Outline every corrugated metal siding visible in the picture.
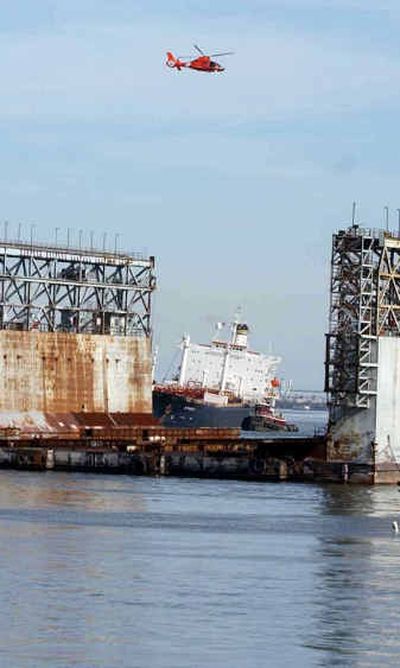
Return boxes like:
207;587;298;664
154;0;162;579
0;330;152;413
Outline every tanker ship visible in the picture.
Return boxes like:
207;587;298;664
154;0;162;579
153;319;292;430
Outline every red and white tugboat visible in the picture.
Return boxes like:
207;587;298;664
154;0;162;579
241;402;298;432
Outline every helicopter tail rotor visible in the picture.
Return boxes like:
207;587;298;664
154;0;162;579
166;52;184;70
166;51;177;67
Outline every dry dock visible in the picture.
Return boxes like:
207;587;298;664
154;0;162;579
0;420;367;483
0;235;334;482
0;228;398;484
325;222;400;483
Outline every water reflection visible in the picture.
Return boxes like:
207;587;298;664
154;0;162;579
0;470;146;513
0;472;400;667
0;471;153;668
321;484;376;516
306;485;400;667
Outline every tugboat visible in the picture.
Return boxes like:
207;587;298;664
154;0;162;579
241;403;298;432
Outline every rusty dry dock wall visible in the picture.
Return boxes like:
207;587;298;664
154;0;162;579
0;330;152;413
0;436;374;483
0;447;371;483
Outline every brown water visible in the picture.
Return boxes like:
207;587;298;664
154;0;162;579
0;470;399;667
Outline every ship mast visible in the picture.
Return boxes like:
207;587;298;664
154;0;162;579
220;318;237;392
220;343;230;392
220;317;249;395
178;334;190;386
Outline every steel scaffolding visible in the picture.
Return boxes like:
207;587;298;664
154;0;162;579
325;226;381;408
377;237;400;336
0;241;156;336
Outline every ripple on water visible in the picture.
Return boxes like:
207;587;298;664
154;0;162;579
0;471;399;668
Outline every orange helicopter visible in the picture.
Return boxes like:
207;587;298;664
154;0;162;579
166;44;233;73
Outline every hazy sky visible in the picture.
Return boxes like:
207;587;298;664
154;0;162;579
1;0;400;389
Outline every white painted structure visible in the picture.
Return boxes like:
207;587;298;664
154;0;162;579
176;321;281;404
375;337;400;467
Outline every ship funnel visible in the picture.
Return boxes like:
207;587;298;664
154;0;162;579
234;323;249;348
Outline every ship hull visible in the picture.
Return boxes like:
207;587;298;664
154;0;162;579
153;391;250;428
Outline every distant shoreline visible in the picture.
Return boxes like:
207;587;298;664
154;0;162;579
276;400;327;411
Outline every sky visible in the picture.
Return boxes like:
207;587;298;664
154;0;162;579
1;0;400;389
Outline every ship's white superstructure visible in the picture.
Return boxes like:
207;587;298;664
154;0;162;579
176;321;281;405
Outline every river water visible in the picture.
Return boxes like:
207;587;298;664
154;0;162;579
1;467;400;667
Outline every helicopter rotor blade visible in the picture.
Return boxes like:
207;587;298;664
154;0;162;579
194;44;205;55
209;52;234;57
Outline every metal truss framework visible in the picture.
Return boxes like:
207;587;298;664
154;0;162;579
0;242;156;336
377;237;400;336
325;227;381;408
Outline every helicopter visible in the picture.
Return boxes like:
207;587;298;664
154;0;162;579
166;44;233;73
